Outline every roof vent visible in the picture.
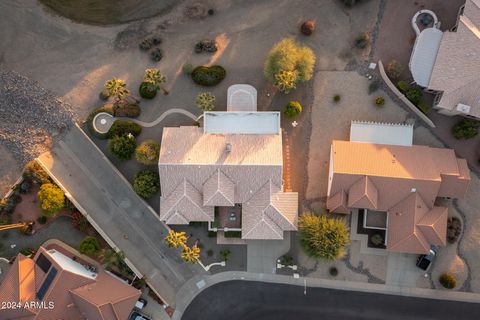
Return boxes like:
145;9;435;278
226;143;232;153
411;188;416;193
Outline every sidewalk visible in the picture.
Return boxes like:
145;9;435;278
172;271;480;319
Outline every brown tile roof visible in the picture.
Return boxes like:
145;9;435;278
328;140;469;253
203;169;235;206
0;246;140;320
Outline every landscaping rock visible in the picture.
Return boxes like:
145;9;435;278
0;69;75;166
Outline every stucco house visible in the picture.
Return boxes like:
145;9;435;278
158;111;298;240
409;0;480;119
326;121;470;254
0;243;140;320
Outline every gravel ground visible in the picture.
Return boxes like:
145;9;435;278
0;69;76;166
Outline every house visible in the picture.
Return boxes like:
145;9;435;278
0;243;141;320
158;111;298;240
326;121;470;254
409;0;480;119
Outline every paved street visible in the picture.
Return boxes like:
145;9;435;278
38;125;206;306
182;280;480;320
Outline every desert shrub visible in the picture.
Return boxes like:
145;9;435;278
139;68;167;99
71;211;88;232
439;273;456;289
191;65;226;86
109;135;137;160
194;39;218;53
135;140;160;165
79;236;100;256
280;255;294;266
133;170;160;199
220;249;231;262
405;87;422;105
37;215;47;224
299;212;349;260
370;233;384;246
139;38;153;50
375;96;385;107
355;32;370;49
151;36;162;45
150;48;163;62
329;266;338;276
417;101;430;114
301;20;316;35
196;92;216;111
333;94;341;103
386;59;402;80
37;183;65;217
183;63;193;75
139;82;157;99
368;81;379;94
23;160;51;184
113;100;141;118
283;101;303;118
447;217;462;244
397;80;410;93
264;38;316;93
107;120;142;138
452;119;479;139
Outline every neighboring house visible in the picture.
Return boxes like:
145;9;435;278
326;121;470;254
409;0;480;119
0;243;141;320
158;111;298;240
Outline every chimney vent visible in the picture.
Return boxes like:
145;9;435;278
226;143;232;153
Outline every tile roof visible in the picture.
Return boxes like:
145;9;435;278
326;190;350;214
203;169;235;206
347;176;378;209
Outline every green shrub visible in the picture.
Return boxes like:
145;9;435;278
355;32;370;49
37;216;47;224
417;101;430;114
86;106;114;139
191;65;226;86
139;81;157;99
264;38;316;93
375;96;385;107
220;249;231;262
405;87;422;105
79;236;100;256
109;135;137;160
283;101;303;118
224;231;242;238
196;92;216;111
368;81;379;94
150;48;163;62
452;119;479;139
329;266;338;276
20;248;35;256
397;80;410;93
133;170;160;199
439;273;456;289
386;59;402;80
299;212;349;260
135;140;160;165
107;120;142;138
280;255;294;266
208;231;217;238
38;183;65;217
333;95;341;103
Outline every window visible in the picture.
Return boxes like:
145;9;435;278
36;267;57;300
35;254;52;274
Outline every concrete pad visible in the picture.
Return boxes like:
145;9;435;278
247;232;290;274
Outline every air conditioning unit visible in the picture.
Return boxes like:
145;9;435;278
456;103;471;114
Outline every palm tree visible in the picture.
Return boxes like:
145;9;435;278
143;68;168;95
164;230;188;248
104;77;130;101
181;243;200;263
196;92;215;111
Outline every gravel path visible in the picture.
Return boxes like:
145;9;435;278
0;69;76;166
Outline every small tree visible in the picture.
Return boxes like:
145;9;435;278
165;230;188;248
104;78;130;101
283;101;303;118
133;170;160;199
109;134;136;160
181;243;201;263
79;236;100;256
196;92;216;111
37;183;65;217
264;38;316;94
299;212;349;260
386;60;402;80
135;140;160;165
141;68;168;97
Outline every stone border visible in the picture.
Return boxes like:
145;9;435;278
377;60;436;128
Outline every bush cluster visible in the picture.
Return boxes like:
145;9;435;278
452;119;479;139
113;100;141;117
191;65;226;86
108;120;142;138
283;101;303;118
139;82;157;99
194;39;218;53
447;217;462;244
133;170;160;199
109;135;137;160
355;32;370;49
386;60;402;80
79;236;100;256
135;140;160;165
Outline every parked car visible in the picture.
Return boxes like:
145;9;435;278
135;298;147;310
416;246;438;271
129;311;151;320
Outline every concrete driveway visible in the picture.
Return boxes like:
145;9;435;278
386;252;425;287
247;232;290;274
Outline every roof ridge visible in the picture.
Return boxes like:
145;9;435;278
351;120;413;128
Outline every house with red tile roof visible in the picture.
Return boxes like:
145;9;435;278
326;122;470;254
0;243;141;320
158;111;298;240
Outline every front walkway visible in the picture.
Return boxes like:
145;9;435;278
38;124;206;306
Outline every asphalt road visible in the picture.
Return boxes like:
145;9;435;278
182;280;480;320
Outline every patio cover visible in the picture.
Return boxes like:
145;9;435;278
350;121;413;146
204;111;280;135
409;27;443;87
